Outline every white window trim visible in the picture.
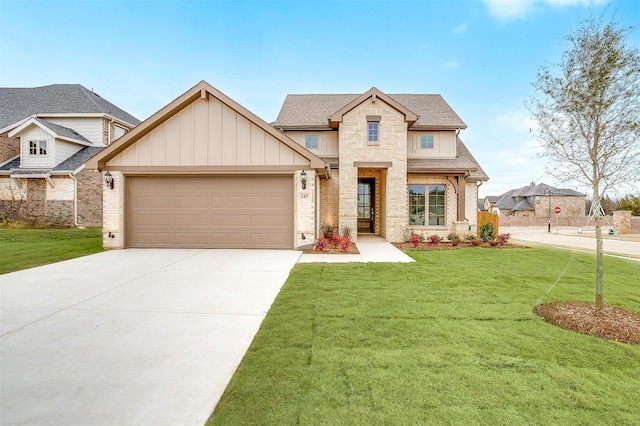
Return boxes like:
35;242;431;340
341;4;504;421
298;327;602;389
28;140;49;157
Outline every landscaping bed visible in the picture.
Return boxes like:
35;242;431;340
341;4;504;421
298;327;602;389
392;241;529;251
534;301;640;345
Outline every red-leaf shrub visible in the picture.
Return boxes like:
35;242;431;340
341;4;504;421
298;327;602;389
410;233;421;248
427;234;441;246
331;233;342;248
497;233;511;245
340;235;351;252
316;237;329;251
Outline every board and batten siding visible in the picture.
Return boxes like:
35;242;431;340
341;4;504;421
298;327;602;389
284;131;339;157
45;117;105;145
108;98;309;167
407;130;457;158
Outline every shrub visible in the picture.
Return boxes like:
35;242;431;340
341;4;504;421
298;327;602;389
451;237;462;247
464;233;476;241
479;223;496;242
427;234;441;246
340;225;352;238
470;239;482;246
447;233;459;242
321;223;335;239
340;235;351;252
331;233;342;249
497;233;511;245
316;237;329;251
410;233;421;248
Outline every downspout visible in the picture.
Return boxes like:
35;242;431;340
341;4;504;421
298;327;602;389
69;172;78;227
107;117;115;145
315;172;320;238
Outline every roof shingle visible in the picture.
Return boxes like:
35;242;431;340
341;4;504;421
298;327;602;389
0;84;140;129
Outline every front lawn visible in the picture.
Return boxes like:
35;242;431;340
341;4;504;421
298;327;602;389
209;247;640;425
0;227;103;274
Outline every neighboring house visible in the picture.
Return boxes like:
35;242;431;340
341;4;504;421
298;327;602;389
0;84;140;225
272;87;488;242
484;182;586;217
88;81;488;250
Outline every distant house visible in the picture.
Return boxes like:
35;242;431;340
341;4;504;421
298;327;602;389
0;84;140;225
484;182;586;217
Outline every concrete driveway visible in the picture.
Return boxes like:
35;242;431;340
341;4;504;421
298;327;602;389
1;249;301;426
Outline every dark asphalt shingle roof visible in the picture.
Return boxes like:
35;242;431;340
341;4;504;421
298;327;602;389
491;183;586;211
0;84;141;129
272;93;466;128
407;139;488;180
34;118;91;144
0;146;103;173
53;146;104;171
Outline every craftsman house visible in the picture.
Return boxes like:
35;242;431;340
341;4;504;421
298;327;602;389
88;81;487;249
272;87;488;242
0;84;140;225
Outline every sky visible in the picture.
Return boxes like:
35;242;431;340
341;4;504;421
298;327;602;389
1;0;638;198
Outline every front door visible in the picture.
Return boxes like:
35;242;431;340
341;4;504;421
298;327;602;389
357;178;375;233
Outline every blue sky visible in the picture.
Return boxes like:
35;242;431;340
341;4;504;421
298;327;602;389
1;0;638;197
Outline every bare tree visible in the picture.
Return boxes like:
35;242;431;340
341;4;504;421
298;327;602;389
527;14;640;310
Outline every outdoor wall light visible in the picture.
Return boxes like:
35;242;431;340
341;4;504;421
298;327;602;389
300;170;307;190
104;171;114;190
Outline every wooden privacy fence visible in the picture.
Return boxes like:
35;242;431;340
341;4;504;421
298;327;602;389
477;212;499;238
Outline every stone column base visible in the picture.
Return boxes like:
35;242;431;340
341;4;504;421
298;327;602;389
451;221;471;237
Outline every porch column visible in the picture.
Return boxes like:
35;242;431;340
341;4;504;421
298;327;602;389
457;175;466;221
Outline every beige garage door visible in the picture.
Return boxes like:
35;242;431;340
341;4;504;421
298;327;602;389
126;176;294;249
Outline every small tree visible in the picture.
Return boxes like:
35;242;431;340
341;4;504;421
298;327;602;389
618;194;640;215
527;14;640;310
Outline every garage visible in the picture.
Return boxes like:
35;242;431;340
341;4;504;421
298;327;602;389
126;175;294;249
87;81;325;250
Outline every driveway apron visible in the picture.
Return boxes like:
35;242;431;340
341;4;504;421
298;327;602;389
1;249;300;426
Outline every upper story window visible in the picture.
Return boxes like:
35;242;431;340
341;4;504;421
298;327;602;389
305;135;319;149
420;135;434;149
114;125;127;140
29;140;47;156
368;122;379;144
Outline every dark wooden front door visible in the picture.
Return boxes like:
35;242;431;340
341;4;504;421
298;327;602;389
357;178;375;233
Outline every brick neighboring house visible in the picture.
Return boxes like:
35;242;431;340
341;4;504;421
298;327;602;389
484;182;586;217
273;87;489;241
0;84;140;226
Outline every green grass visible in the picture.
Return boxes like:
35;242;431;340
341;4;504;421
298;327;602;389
209;247;640;425
0;227;103;274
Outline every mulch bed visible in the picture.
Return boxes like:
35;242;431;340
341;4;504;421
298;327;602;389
302;244;360;254
392;241;530;251
534;301;640;345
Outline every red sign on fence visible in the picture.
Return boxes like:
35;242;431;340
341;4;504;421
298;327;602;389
554;206;561;214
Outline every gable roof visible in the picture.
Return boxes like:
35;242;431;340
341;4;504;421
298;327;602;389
491;182;585;211
328;87;418;128
9;118;92;146
0;146;103;174
0;84;140;130
86;80;325;171
272;90;466;130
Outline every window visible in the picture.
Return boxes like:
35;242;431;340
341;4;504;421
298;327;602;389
305;135;319;149
408;184;445;225
114;125;127;140
420;135;434;149
368;122;379;144
29;140;47;156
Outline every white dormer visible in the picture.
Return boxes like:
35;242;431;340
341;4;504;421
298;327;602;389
8;118;92;169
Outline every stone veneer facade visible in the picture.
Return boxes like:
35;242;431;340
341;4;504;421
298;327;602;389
338;98;408;242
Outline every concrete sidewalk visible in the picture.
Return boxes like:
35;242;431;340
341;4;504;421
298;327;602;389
298;235;414;263
504;226;640;260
